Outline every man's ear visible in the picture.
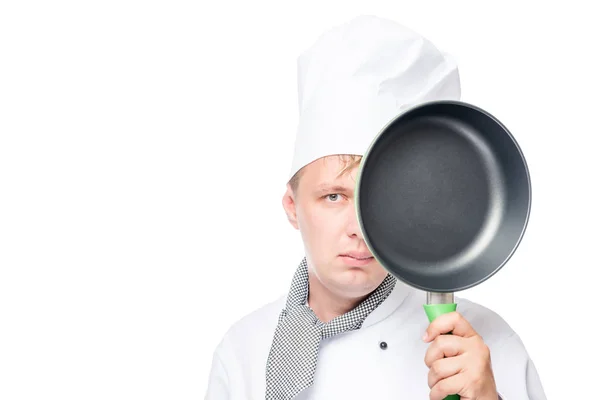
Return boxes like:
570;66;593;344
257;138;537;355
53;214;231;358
282;183;299;230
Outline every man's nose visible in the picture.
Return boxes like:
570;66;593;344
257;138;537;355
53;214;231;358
346;203;364;239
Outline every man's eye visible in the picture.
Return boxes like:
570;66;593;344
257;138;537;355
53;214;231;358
327;194;341;202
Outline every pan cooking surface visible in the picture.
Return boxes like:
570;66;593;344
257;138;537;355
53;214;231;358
357;103;530;292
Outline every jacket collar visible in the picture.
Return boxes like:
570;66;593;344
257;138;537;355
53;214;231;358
360;278;415;329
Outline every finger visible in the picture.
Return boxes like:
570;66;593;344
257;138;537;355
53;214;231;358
427;355;465;389
424;334;466;367
429;372;466;400
424;312;477;342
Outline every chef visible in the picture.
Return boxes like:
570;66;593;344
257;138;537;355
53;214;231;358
204;15;546;400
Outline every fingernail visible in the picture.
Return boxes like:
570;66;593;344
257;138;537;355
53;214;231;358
422;332;428;341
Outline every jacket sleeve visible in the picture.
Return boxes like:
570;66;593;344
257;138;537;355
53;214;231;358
204;345;230;400
492;332;547;400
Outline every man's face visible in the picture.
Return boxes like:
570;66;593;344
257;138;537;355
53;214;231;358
282;155;388;298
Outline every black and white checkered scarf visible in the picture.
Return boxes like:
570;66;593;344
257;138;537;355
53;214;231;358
265;257;396;399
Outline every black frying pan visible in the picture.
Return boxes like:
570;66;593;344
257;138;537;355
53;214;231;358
355;100;531;399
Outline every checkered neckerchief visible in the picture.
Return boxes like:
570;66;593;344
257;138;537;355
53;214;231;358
265;257;396;399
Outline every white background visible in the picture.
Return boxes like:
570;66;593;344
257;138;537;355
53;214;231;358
1;1;598;399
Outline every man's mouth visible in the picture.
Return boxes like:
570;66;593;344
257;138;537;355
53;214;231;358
340;251;374;260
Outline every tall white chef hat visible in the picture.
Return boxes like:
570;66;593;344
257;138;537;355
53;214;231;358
288;15;462;182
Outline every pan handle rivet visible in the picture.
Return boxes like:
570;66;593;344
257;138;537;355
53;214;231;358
379;341;388;350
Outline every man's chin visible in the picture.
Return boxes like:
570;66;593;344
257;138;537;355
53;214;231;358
331;265;385;293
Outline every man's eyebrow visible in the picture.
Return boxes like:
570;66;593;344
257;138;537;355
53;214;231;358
314;184;353;194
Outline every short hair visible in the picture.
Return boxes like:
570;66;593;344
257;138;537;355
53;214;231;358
288;154;362;194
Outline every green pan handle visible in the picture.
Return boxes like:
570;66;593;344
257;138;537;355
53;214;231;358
423;303;460;400
424;303;457;321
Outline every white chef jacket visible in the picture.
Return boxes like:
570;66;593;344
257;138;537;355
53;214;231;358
204;280;546;399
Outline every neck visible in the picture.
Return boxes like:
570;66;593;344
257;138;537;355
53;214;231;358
306;271;369;323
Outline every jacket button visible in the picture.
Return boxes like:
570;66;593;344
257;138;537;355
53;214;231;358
379;341;388;350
